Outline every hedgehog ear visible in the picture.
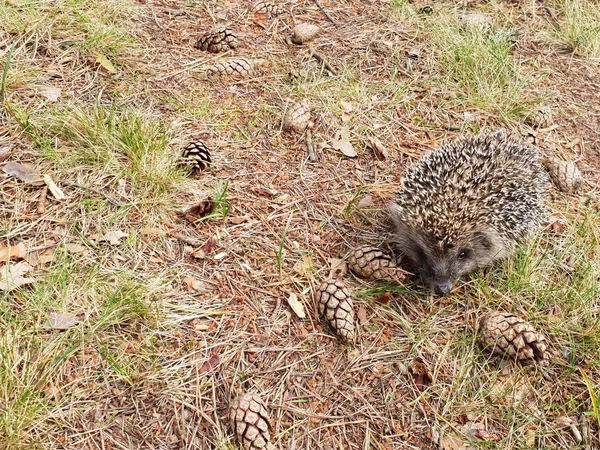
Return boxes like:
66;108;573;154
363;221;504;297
473;232;491;249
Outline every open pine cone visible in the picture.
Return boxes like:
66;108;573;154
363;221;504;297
180;141;211;173
253;1;283;17
229;393;273;450
542;157;583;194
347;245;406;282
478;311;547;363
206;59;254;78
316;279;355;342
195;27;239;53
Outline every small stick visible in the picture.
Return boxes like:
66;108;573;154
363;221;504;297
312;0;337;25
305;128;318;162
308;47;338;75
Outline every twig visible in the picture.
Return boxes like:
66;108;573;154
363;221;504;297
305;128;318;162
308;47;338;75
312;0;337;25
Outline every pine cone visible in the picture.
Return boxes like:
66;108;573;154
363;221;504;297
525;107;552;129
229;393;273;450
290;23;320;44
542;157;583;194
180;141;211;173
478;312;547;363
206;59;254;78
282;100;311;133
316;279;355;342
195;27;239;53
253;1;282;17
347;245;406;282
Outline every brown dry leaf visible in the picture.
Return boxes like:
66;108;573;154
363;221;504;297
43;311;85;330
3;161;44;185
140;227;167;237
374;292;392;304
0;243;27;262
26;247;56;267
40;86;61;102
64;243;88;254
0;261;36;291
328;257;347;279
183;275;206;292
331;126;357;158
181;200;215;222
357;195;375;208
191;235;218;259
286;292;306;319
251;12;269;28
0;145;10;162
409;357;433;389
441;434;469;450
100;230;128;246
357;306;368;325
367;137;390;161
200;354;220;373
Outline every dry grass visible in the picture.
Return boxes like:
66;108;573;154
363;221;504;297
1;0;600;449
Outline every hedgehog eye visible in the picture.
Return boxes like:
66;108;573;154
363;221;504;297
458;248;471;259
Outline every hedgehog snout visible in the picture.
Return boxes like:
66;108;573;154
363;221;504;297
433;281;454;296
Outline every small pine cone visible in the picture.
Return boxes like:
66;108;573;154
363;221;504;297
206;59;254;78
253;1;282;17
282;100;311;133
195;27;239;53
290;23;320;44
316;279;355;342
542;157;583;193
478;312;547;363
525;107;552;129
229;393;273;450
180;141;211;173
347;246;405;282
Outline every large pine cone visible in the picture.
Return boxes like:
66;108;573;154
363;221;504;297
316;279;355;342
347;245;406;282
195;27;239;53
180;141;211;173
478;312;547;363
206;58;254;78
282;100;311;133
253;1;283;17
542;157;583;194
229;393;273;450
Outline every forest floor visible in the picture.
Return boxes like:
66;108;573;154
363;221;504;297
1;0;600;449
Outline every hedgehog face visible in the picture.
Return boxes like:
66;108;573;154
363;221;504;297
392;219;507;295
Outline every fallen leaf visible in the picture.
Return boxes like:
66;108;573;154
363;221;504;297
0;145;10;162
100;230;128;246
180;200;215;222
140;227;167;237
64;243;88;254
214;252;227;260
367;137;390;160
409;357;433;389
357;195;375;208
40;87;61;101
95;53;117;73
183;276;206;292
0;261;36;291
43;311;85;330
293;255;315;277
374;291;392;304
200;354;220;373
327;257;347;279
331;126;357;157
26;247;56;267
251;12;269;28
0;243;27;262
357;306;368;325
441;434;468;450
2;161;44;185
191;235;218;259
286;292;306;319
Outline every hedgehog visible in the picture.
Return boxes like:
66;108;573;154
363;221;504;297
388;130;550;295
